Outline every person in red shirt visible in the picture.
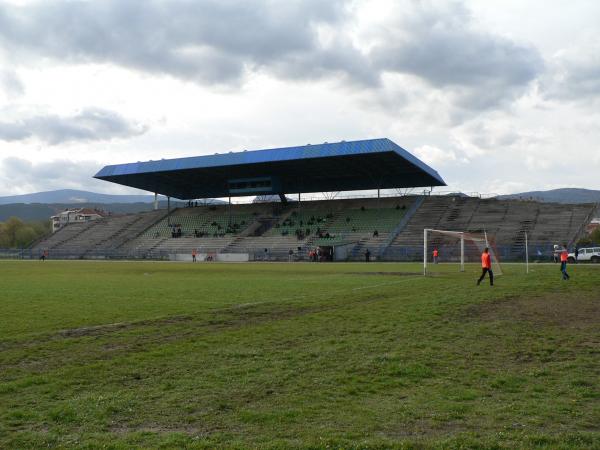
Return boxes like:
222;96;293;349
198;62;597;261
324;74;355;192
191;248;197;263
433;248;439;264
560;243;570;280
477;247;494;286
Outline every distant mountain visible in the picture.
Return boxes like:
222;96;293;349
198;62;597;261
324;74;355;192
497;188;600;204
0;189;165;205
0;189;228;222
0;202;167;222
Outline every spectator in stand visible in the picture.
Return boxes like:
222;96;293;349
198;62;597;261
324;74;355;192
373;230;379;237
560;244;570;280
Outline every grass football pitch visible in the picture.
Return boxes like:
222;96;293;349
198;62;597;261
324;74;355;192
1;260;599;449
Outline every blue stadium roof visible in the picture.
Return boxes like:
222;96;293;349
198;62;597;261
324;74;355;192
95;138;446;199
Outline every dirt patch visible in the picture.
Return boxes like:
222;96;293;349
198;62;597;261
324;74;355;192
109;423;208;435
1;303;331;355
59;315;194;338
345;271;423;276
463;293;600;328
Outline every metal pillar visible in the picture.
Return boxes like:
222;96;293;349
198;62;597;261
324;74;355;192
460;233;465;272
167;197;171;226
228;196;232;226
154;192;158;210
525;231;529;274
423;228;428;276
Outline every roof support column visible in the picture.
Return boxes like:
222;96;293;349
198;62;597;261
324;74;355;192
154;192;158;211
228;196;231;226
167;197;171;226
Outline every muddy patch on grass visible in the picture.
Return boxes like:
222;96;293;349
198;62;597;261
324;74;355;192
59;315;194;338
463;293;600;328
345;271;423;277
0;302;331;356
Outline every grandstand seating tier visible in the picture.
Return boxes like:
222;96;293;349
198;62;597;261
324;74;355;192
31;196;597;261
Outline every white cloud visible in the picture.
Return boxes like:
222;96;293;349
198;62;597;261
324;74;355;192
0;0;598;197
0;107;147;144
542;40;600;104
414;145;467;166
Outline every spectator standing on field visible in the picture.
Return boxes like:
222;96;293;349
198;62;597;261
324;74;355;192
560;244;570;280
553;244;559;263
477;247;494;286
192;248;197;263
365;248;371;262
574;246;579;263
433;248;439;264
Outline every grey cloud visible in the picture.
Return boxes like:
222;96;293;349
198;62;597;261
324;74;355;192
0;108;147;144
543;43;600;103
0;0;366;85
0;69;24;97
270;40;378;86
0;0;544;112
0;157;104;193
371;2;543;111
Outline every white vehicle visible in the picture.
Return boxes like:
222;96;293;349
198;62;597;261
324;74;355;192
568;247;600;263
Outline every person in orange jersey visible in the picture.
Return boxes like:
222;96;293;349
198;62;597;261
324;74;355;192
560;243;570;280
477;247;493;286
433;248;439;264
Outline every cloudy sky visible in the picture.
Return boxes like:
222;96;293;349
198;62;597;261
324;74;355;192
0;0;599;198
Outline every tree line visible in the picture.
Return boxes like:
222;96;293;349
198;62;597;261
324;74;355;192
0;217;51;248
577;227;600;247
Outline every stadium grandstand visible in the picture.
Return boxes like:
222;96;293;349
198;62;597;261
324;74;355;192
29;138;598;262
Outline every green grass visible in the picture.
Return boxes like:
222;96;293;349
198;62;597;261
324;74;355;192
1;260;599;449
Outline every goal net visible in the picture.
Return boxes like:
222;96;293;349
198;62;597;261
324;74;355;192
423;228;503;276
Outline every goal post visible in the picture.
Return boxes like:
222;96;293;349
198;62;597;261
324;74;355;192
424;228;502;276
424;229;465;275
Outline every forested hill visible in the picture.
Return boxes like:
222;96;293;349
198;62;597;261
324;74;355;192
497;188;600;204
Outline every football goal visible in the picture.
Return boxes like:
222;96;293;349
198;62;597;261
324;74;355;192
423;228;502;276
